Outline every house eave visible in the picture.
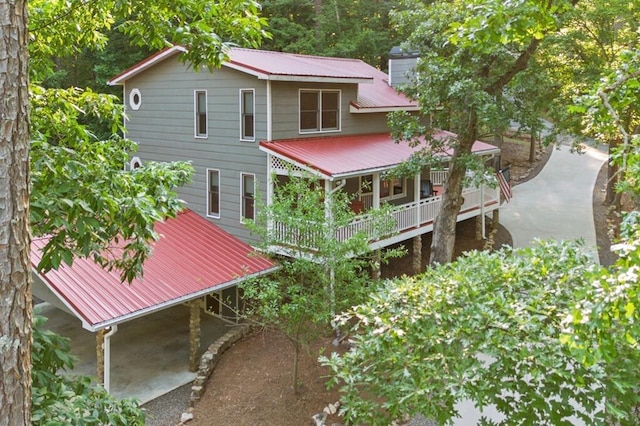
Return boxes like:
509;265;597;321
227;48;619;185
350;104;420;113
107;46;187;86
82;266;279;332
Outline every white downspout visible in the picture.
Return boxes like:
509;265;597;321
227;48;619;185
480;184;486;239
266;80;272;141
103;325;118;393
414;173;421;227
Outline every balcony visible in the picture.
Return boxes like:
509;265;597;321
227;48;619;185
273;183;500;251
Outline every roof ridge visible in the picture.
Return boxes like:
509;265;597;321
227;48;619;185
230;47;364;63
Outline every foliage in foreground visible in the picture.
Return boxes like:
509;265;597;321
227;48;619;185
322;241;622;425
242;173;403;390
31;316;144;425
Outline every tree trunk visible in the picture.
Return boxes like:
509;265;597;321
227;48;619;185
529;130;537;163
430;124;476;265
0;0;32;424
292;338;300;394
606;138;620;206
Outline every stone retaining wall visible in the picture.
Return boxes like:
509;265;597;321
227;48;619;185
178;324;251;424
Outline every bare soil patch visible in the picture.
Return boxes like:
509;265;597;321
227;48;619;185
186;136;600;426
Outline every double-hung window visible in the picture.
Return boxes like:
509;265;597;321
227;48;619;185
299;89;340;133
207;169;220;218
240;89;255;141
194;90;208;138
241;173;255;221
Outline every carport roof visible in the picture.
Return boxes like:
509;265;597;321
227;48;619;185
259;131;501;179
31;210;277;331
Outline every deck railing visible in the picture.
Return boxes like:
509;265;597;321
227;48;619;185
273;184;499;247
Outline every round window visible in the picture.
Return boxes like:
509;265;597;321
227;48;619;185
129;88;142;110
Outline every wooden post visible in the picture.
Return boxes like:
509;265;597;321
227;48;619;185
189;298;202;372
475;216;483;240
412;235;422;274
371;249;381;281
492;209;499;231
96;329;105;385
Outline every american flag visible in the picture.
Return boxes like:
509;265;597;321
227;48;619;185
497;169;512;203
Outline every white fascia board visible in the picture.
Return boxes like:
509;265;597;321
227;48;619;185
85;266;280;332
349;105;420;113
267;75;373;84
107;46;187;86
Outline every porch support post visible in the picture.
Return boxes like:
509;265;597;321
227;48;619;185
412;235;422;274
492;209;500;231
414;173;421;227
371;249;381;281
480;184;486;239
372;172;381;209
189;298;202;372
96;329;105;385
475;216;483;240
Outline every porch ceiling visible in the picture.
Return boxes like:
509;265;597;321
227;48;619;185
259;131;500;179
31;210;278;331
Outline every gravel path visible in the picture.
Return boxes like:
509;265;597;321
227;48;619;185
141;384;191;426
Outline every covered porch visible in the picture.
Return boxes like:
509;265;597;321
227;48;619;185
259;132;502;251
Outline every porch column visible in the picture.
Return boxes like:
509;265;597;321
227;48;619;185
492;209;500;231
371;249;381;281
96;329;105;385
372;172;380;209
414;173;422;227
412;235;422;274
189;298;202;372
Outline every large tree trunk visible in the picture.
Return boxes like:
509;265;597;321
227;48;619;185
0;0;32;424
430;122;477;265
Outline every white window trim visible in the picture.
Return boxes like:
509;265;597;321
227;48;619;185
360;175;407;202
298;89;341;135
194;90;208;139
206;168;221;218
240;172;256;222
129;156;143;170
129;88;142;111
239;88;256;142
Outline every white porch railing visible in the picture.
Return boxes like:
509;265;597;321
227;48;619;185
275;184;500;248
430;169;449;186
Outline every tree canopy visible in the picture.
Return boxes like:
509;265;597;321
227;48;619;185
1;0;270;423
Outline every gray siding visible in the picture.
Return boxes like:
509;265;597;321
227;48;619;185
388;57;418;87
270;81;390;140
124;57;268;242
123;56;399;243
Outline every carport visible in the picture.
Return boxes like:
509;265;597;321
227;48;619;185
31;210;277;401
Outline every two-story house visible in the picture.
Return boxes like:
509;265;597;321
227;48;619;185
108;46;501;260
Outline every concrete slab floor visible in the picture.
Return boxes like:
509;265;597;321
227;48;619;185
35;302;232;404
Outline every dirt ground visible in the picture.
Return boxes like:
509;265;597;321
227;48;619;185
187;136;614;426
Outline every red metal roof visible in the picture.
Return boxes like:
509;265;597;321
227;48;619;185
107;47;417;111
226;48;373;82
259;131;500;179
31;210;277;331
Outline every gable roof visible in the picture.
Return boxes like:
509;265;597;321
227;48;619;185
107;46;418;111
259;131;500;179
31;210;277;331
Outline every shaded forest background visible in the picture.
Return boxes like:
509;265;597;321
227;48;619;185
45;1;402;93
